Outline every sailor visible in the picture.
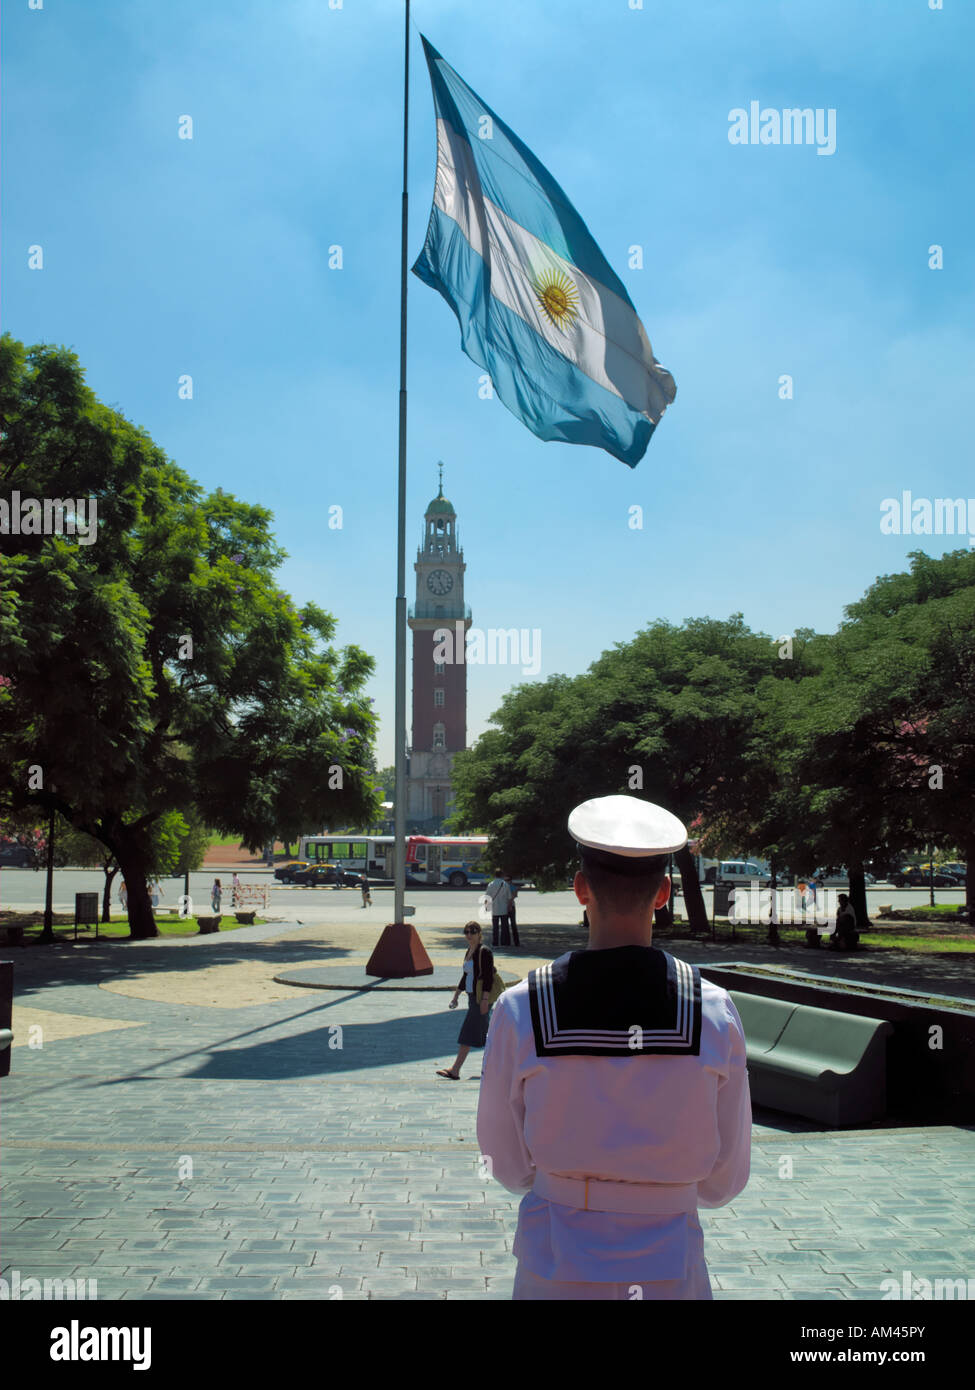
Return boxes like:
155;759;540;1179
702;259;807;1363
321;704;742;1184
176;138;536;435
476;794;751;1300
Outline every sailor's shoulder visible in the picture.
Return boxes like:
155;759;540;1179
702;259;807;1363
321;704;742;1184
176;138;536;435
659;951;737;1024
499;954;571;1018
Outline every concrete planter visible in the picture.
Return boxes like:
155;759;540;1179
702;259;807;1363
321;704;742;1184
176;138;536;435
234;912;256;925
196;916;221;934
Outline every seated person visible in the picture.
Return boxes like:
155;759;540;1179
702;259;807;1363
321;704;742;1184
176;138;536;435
827;893;860;951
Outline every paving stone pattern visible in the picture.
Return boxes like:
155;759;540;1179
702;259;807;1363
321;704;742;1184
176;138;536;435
2;927;974;1300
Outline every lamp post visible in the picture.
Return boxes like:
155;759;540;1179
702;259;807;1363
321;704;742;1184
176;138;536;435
40;801;56;943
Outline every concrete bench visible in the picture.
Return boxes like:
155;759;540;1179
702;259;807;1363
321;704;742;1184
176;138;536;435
730;990;893;1126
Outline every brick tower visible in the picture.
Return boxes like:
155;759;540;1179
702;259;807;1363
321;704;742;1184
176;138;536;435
406;467;471;828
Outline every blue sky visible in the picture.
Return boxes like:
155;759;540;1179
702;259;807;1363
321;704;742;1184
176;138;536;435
4;0;973;765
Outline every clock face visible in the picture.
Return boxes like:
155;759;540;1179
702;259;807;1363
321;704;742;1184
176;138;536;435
427;569;454;596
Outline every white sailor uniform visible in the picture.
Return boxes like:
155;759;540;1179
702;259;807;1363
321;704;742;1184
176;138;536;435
476;944;751;1299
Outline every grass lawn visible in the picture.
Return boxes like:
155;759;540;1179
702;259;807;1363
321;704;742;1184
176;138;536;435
881;903;971;922
667;918;975;954
2;911;261;942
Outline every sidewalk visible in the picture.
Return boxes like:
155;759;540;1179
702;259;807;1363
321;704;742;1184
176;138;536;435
2;920;974;1300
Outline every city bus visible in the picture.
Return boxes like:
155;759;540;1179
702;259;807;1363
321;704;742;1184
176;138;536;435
406;835;490;887
297;835;395;880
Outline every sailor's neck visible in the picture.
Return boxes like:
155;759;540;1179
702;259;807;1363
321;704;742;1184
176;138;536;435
585;933;655;952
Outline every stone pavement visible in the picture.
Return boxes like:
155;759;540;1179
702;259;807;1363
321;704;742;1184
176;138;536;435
2;920;974;1300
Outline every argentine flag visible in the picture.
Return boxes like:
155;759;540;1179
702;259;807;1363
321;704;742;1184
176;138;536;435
412;37;676;469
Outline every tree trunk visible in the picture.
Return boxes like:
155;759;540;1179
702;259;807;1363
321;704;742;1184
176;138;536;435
848;861;870;929
108;835;157;939
101;863;118;923
965;842;975;927
674;845;709;933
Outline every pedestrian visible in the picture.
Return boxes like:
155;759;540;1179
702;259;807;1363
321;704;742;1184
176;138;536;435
828;893;860;951
149;880;161;912
211;878;222;914
231;872;241;908
504;875;521;948
486;869;512;947
359;872;372;908
437;922;501;1080
119;880;128;914
477;794;751;1300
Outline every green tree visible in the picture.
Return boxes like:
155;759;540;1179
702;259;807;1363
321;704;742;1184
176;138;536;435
452;617;792;930
0;336;380;938
846;550;975;921
756;551;975;927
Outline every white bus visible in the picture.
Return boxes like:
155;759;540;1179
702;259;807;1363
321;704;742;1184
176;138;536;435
406;835;490;887
298;835;395;880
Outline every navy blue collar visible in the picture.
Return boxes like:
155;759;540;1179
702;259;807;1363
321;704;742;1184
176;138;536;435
528;946;702;1056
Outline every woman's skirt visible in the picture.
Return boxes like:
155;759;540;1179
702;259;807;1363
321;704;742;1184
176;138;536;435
458;993;490;1047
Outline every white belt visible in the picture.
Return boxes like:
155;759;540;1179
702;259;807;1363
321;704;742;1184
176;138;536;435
533;1172;698;1215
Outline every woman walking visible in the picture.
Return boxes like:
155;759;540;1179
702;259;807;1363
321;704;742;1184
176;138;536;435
437;922;495;1080
211;878;222;914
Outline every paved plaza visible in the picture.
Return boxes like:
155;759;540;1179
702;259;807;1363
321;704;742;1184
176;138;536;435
2;912;974;1301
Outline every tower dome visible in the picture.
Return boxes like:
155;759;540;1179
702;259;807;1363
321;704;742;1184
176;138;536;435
426;491;456;516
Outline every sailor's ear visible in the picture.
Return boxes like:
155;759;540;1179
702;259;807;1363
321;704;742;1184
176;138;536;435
573;869;591;905
653;874;672;910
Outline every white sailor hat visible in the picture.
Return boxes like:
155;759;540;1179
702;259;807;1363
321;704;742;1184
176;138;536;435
569;795;687;875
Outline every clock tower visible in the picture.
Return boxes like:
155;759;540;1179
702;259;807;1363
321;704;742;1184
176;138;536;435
407;468;471;828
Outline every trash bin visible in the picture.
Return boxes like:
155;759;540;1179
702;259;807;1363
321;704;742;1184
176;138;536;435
713;882;733;917
74;892;100;939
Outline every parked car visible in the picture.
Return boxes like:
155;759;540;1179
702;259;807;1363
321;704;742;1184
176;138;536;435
939;863;968;884
891;867;960;888
703;861;771;885
274;861;310;883
812;868;876;887
0;844;34;868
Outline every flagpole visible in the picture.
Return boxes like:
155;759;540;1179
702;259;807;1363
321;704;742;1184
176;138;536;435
393;0;410;925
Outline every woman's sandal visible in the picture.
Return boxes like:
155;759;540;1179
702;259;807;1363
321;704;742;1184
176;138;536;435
436;1069;461;1080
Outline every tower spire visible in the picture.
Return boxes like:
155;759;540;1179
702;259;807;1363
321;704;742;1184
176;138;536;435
438;459;444;497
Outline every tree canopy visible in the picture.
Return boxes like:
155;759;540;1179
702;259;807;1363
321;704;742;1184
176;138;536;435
451;551;975;927
0;335;380;936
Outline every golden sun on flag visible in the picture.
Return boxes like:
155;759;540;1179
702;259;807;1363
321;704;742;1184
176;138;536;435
532;268;580;330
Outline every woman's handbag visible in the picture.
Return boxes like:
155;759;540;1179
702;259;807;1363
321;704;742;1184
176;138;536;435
475;947;507;1007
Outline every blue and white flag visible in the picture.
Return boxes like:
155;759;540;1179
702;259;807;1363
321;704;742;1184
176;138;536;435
412;37;676;469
